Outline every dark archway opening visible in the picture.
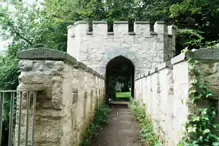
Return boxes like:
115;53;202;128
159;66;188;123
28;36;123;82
105;56;135;104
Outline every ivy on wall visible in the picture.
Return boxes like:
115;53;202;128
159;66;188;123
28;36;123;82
179;59;219;146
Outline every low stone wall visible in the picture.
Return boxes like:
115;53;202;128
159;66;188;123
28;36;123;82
16;48;105;146
134;48;219;146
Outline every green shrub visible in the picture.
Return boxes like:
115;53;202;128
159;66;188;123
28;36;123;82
179;59;219;146
80;104;110;146
129;99;162;146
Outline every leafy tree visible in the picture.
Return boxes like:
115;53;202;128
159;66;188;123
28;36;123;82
170;0;219;50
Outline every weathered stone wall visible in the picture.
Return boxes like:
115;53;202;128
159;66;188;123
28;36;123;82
16;49;105;146
135;55;189;146
135;48;219;146
67;21;175;76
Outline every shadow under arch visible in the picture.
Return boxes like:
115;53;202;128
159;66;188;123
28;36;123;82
105;56;135;104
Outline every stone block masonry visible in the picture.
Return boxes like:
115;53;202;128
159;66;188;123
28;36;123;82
135;48;219;146
16;48;105;146
67;21;176;76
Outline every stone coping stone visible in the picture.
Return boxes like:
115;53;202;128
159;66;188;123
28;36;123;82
150;68;158;75
93;71;99;77
18;48;77;65
87;67;95;74
135;62;172;81
114;21;129;24
92;21;107;24
135;76;141;81
75;62;104;79
67;25;74;29
189;48;219;61
136;69;158;81
156;21;166;24
135;21;150;24
18;48;104;79
77;61;87;70
136;72;150;80
171;48;219;65
140;74;144;78
147;71;151;76
135;74;145;81
171;53;187;65
157;61;172;71
74;21;88;25
73;20;170;26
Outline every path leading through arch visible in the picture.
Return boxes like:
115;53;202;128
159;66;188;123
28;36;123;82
105;56;135;103
91;104;141;146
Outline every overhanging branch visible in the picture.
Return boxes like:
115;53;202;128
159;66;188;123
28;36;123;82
13;28;33;45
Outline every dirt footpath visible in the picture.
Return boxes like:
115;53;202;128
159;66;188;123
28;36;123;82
90;105;142;146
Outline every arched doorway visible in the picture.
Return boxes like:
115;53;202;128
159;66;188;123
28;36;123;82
105;56;135;103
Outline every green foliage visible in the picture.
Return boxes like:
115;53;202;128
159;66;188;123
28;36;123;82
0;1;70;89
176;29;204;49
81;104;110;146
0;1;69;51
43;0;175;32
116;92;131;99
170;0;219;51
189;60;216;102
179;59;219;145
129;99;162;146
180;107;219;146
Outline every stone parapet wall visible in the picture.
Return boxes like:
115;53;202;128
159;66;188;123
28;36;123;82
135;60;186;146
134;48;219;146
16;48;105;146
67;21;176;76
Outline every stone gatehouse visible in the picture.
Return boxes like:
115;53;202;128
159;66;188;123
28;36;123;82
67;21;176;76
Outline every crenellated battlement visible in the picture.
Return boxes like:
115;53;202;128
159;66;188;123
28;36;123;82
67;20;176;76
67;21;175;37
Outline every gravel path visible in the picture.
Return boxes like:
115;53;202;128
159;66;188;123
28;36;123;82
90;105;142;146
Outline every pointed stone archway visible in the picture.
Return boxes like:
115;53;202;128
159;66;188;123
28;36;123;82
105;56;135;103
